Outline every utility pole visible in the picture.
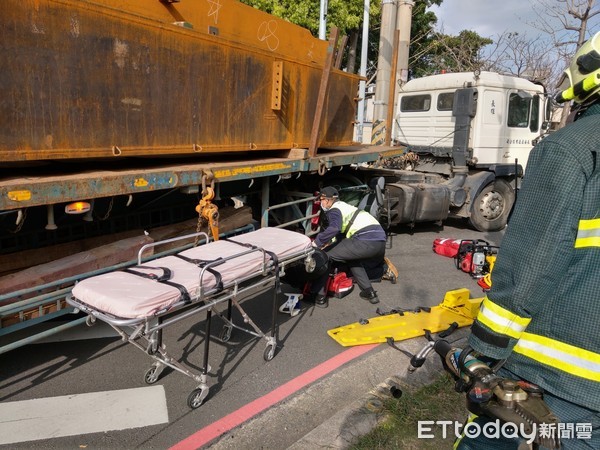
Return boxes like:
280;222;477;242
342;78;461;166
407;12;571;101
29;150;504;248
371;0;397;145
371;0;413;145
356;0;370;143
319;0;328;40
395;1;414;87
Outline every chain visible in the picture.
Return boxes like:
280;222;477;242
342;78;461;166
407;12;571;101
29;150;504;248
95;197;114;221
8;208;27;233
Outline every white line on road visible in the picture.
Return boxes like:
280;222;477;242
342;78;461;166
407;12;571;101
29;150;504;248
0;385;169;445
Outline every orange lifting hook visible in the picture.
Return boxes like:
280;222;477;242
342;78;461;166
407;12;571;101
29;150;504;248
195;187;220;241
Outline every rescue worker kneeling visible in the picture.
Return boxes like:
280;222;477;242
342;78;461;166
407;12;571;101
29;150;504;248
308;186;387;308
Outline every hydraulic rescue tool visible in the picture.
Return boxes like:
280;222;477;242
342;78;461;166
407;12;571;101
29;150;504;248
409;329;561;449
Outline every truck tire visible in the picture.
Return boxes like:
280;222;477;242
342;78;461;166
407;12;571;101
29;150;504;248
322;174;364;206
469;179;515;232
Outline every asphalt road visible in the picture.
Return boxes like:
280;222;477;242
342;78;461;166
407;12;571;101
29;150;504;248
0;219;504;449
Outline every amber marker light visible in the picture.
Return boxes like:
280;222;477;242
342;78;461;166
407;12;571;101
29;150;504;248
65;201;91;214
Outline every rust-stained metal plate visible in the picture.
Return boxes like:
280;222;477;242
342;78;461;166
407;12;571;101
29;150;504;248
0;0;360;164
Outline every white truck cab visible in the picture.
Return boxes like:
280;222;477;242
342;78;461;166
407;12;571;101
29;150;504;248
372;71;551;231
394;71;548;171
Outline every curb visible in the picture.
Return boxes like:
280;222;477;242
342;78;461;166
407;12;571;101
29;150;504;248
207;329;470;449
288;332;469;449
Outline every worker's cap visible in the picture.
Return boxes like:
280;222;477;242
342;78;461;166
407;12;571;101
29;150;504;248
319;186;339;199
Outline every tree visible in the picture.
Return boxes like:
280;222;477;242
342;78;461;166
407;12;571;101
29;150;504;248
528;0;600;127
407;0;444;78
412;30;492;76
480;32;559;82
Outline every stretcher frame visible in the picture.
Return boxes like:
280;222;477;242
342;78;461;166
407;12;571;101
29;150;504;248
67;228;313;409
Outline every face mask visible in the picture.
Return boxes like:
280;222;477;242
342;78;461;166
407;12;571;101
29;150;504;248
320;204;330;212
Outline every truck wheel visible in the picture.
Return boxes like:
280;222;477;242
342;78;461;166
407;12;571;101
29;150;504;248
323;174;364;206
469;179;515;232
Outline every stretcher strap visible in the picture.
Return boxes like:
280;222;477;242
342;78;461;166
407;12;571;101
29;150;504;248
225;238;281;292
123;265;172;281
173;254;224;291
224;238;280;266
122;266;192;304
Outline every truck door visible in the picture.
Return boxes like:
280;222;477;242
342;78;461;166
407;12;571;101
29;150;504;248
471;88;504;166
501;91;541;171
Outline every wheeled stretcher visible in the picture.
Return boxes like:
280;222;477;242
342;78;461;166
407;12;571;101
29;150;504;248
67;227;313;408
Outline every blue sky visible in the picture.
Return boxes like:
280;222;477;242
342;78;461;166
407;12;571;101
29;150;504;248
429;0;600;54
429;0;541;37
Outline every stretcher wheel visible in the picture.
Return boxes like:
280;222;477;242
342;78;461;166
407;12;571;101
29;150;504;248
220;325;232;342
144;366;160;384
187;387;209;409
263;344;276;361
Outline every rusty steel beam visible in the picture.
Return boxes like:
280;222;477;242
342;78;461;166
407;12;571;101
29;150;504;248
0;0;360;164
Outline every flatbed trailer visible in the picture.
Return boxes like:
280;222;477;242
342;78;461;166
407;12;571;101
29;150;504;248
0;146;403;212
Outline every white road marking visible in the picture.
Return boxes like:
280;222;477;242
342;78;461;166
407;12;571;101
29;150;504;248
0;385;168;445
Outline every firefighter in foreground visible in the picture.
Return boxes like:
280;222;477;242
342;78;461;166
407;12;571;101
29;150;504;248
308;186;387;307
456;32;600;449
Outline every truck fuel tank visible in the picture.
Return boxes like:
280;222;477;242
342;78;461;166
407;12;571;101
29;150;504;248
386;182;450;225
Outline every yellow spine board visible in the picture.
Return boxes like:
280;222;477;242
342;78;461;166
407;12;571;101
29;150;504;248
327;289;483;347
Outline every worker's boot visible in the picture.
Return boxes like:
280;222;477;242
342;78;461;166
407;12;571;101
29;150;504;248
314;294;329;308
382;257;398;284
359;288;379;304
306;292;328;308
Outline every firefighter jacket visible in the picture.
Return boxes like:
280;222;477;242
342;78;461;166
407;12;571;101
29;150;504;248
314;201;385;247
468;102;600;411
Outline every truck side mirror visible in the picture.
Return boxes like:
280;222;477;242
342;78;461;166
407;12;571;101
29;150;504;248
516;90;533;99
545;99;553;122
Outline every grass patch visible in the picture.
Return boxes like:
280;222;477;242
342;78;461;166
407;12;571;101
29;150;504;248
351;373;468;449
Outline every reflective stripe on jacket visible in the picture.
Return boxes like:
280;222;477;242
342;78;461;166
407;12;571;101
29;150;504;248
468;103;600;411
331;201;381;238
476;296;600;382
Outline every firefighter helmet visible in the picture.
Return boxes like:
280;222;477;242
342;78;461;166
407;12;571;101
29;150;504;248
556;31;600;104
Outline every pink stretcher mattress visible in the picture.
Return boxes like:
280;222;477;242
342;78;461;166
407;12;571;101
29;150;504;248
71;227;311;319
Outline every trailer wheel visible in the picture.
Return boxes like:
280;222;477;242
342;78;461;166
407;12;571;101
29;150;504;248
469;179;515;232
